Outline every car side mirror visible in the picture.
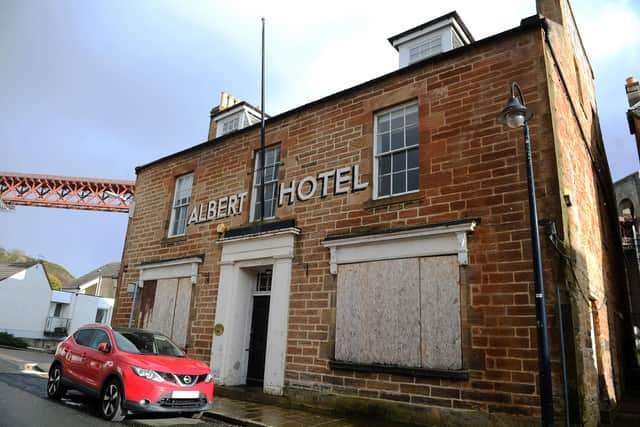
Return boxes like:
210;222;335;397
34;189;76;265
98;342;110;353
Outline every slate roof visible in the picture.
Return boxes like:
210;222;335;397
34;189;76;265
64;262;120;290
0;262;38;281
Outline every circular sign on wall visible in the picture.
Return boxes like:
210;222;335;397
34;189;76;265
214;323;224;336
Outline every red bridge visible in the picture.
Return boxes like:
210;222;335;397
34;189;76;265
0;172;135;213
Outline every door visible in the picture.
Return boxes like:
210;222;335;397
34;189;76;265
246;295;270;385
84;329;112;390
66;328;95;386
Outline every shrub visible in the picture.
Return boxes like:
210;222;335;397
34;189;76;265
0;332;29;348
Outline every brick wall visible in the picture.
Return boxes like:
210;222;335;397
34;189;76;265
114;15;622;424
541;6;626;423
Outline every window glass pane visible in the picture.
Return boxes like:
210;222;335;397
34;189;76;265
405;105;418;126
392;152;406;172
377;133;390;154
407;148;419;169
170;173;193;237
406;125;418;147
378;175;390;197
377;113;389;133
75;329;95;346
265;199;274;217
252;145;280;221
392;172;406;194
407;169;419;191
89;330;110;350
256;270;273;292
264;166;275;181
266;148;275;165
374;103;419;198
391;129;404;150
379;155;391;175
265;183;275;200
390;110;403;130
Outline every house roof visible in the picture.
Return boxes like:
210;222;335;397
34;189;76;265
64;262;120;290
135;15;546;173
387;11;475;48
627;101;640;134
0;262;38;281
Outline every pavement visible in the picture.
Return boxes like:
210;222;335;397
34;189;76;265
1;347;391;427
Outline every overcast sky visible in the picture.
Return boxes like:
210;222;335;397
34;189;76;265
1;0;639;277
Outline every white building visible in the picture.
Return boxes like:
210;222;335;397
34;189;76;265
0;262;114;347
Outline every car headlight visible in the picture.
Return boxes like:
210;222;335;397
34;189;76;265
204;372;213;383
131;366;164;382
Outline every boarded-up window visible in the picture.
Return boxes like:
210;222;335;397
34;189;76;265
138;278;192;347
335;255;461;370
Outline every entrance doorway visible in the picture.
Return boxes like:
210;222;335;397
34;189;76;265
246;270;272;385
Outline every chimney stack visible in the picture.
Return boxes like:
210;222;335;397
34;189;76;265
626;77;640;108
208;91;242;140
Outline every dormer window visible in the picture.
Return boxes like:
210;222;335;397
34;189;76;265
408;35;442;64
209;92;265;139
388;11;473;69
219;114;241;136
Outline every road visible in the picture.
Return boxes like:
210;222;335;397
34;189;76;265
0;346;234;427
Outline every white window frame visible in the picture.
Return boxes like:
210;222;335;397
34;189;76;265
217;112;244;137
250;145;281;222
168;173;193;238
373;102;419;200
253;269;272;295
409;35;442;63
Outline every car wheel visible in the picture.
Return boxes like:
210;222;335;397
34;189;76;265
46;364;66;399
100;379;125;422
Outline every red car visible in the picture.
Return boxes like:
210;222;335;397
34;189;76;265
46;324;214;421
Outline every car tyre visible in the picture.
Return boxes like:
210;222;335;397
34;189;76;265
100;379;126;422
46;363;66;400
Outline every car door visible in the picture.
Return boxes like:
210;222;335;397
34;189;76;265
65;328;95;386
84;329;112;390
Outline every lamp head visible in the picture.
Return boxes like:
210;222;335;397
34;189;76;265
497;93;533;128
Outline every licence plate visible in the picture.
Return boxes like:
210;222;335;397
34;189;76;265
171;390;200;399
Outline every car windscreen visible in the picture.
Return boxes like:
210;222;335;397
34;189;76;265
113;330;184;357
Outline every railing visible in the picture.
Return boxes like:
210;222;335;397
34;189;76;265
44;317;71;337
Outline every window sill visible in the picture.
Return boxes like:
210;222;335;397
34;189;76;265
365;192;423;209
161;234;187;247
329;359;468;381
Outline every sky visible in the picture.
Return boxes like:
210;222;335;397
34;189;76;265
1;0;639;277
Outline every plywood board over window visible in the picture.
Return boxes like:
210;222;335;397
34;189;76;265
138;278;192;348
335;255;461;370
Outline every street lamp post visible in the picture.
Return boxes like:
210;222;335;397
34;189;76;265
497;82;554;427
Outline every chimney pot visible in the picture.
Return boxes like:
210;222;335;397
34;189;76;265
626;76;640;107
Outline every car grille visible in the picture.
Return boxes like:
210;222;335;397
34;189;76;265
157;394;207;409
157;372;207;386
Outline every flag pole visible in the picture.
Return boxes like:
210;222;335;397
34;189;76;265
259;17;266;221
